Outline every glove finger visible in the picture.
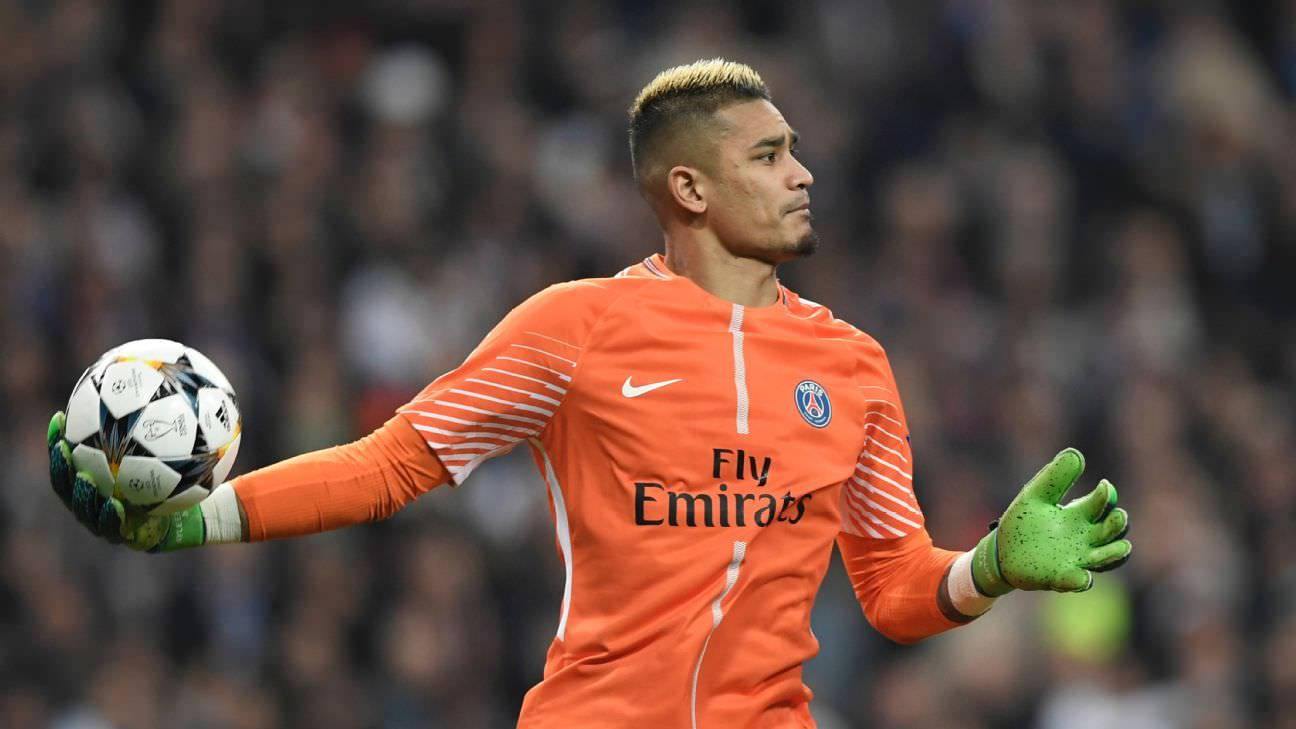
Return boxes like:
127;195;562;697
1090;554;1130;574
1023;448;1086;505
49;439;76;506
98;499;126;545
1083;539;1132;572
1089;507;1128;545
70;475;107;531
129;515;170;552
1065;479;1116;523
1052;567;1094;592
48;411;66;448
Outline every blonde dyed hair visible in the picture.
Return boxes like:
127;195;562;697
628;58;771;189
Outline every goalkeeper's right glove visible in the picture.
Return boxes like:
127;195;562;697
48;412;206;552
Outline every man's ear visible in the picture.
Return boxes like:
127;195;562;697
667;165;708;215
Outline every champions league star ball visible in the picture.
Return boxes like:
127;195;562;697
63;339;242;516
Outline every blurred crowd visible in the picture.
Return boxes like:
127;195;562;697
1;0;1294;727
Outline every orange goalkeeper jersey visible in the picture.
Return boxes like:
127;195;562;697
392;254;961;728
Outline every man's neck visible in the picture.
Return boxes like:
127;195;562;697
664;238;781;308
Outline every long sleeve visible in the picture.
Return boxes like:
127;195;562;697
395;280;617;485
232;414;450;541
837;529;963;644
838;345;973;643
232;280;623;542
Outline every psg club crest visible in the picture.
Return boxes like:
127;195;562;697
794;380;832;428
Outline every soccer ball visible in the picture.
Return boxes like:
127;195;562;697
63;338;242;516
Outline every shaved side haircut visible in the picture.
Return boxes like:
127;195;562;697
628;59;771;200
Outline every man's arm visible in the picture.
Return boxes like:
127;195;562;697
49;279;630;551
839;448;1132;644
49;412;450;551
225;414;450;542
838;341;1130;642
837;529;969;644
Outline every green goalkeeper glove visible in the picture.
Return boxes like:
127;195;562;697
971;448;1131;596
48;412;206;552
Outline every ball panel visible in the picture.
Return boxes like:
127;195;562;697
115;456;182;507
183;347;233;392
99;361;165;419
130;394;198;458
65;376;103;444
111;338;187;364
150;484;209;516
89;355;115;386
70;444;116;499
99;406;151;467
197;388;239;450
211;433;242;486
161;451;220;492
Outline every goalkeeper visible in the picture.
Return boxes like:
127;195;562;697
47;58;1130;729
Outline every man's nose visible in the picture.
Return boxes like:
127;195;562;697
792;157;814;189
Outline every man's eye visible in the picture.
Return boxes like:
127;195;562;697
761;152;777;163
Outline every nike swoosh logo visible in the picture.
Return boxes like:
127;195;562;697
622;377;683;398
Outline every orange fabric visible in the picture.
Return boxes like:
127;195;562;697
837;530;962;644
392;254;962;728
234;415;449;541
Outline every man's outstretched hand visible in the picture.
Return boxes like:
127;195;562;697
48;412;204;552
971;448;1131;596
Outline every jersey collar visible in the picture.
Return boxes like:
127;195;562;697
639;254;789;310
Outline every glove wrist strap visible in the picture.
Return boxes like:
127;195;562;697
198;482;244;544
971;529;1014;597
157;506;206;551
947;550;997;617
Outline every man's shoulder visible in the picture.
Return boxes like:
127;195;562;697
481;275;662;355
525;273;661;313
782;288;888;358
503;274;663;336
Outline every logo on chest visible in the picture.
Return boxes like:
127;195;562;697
632;447;815;528
794;380;832;428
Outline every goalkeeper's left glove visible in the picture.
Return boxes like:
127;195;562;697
48;411;206;552
971;448;1131;596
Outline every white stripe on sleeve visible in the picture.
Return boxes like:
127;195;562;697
402;330;582;485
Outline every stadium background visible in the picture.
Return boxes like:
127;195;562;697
1;1;1294;727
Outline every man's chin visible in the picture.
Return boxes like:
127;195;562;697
791;229;820;257
759;231;819;265
736;229;820;265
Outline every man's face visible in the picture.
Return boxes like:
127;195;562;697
703;100;817;264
